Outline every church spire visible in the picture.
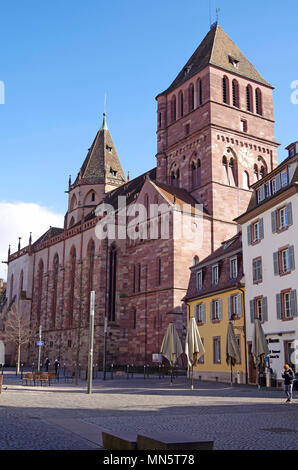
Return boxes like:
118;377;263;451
100;112;108;131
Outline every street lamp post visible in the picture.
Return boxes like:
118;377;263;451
37;325;42;372
87;291;95;394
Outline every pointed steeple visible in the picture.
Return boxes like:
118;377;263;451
158;25;272;97
74;111;126;190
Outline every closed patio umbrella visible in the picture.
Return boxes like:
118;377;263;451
252;319;269;388
160;323;183;384
226;322;241;386
185;317;205;389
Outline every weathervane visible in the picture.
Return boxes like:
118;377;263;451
209;0;220;29
216;7;220;24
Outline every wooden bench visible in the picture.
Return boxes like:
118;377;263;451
22;372;36;386
137;432;214;450
101;430;213;451
48;372;59;384
102;430;137;450
34;372;50;386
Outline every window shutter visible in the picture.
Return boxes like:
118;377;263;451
289;245;295;271
273;252;279;275
252;260;257;282
259;218;264;239
286;202;293;227
228;295;231;319
275;173;281;192
210;301;213;321
259;185;265;202
262;297;268;322
195;304;199;322
238;294;243;317
219;299;223;321
250;300;255;323
290;290;298;317
276;293;282;319
271;210;277;233
202;303;206;324
247;225;252;245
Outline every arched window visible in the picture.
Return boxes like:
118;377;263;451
254;164;259;182
197;159;201;187
19;270;24;298
191;162;196;188
170;171;176;186
70;194;77;211
189;83;194;112
133;309;137;329
179;91;184;118
256;88;263;115
193;256;199;266
176;169;180;188
69;247;76;326
36;260;44;325
144;194;149;219
246;85;253;112
223;76;229;104
243;171;250;190
108;245;117;321
197;78;202;106
171;95;176;122
260;166;266;179
51;254;59;328
69;216;75;228
232;80;240;108
157;258;162;286
9;274;14;304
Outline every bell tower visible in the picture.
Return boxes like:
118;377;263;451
155;24;279;249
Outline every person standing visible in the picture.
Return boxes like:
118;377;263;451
54;358;60;375
282;364;294;403
44;357;50;372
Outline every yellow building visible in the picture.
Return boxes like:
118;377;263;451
185;232;247;384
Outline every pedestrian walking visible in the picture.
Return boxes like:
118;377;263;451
282;364;294;403
54;358;60;375
44;357;50;372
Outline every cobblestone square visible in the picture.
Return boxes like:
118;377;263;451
0;370;297;452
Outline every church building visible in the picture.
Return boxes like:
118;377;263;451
2;24;278;368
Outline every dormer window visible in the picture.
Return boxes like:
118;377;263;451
229;56;239;69
184;64;193;76
106;145;112;152
281;169;288;187
110;167;117;177
212;264;219;285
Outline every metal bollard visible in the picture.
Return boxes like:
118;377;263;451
111;364;114;380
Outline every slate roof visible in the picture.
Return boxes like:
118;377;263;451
184;231;243;301
158;24;272;97
74;114;126;186
32;227;64;246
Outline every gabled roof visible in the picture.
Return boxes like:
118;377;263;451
32;227;64;246
158;24;272;97
74;114;126;186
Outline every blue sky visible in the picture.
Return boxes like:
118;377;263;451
0;0;298;215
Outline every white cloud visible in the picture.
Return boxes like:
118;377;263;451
0;202;64;281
